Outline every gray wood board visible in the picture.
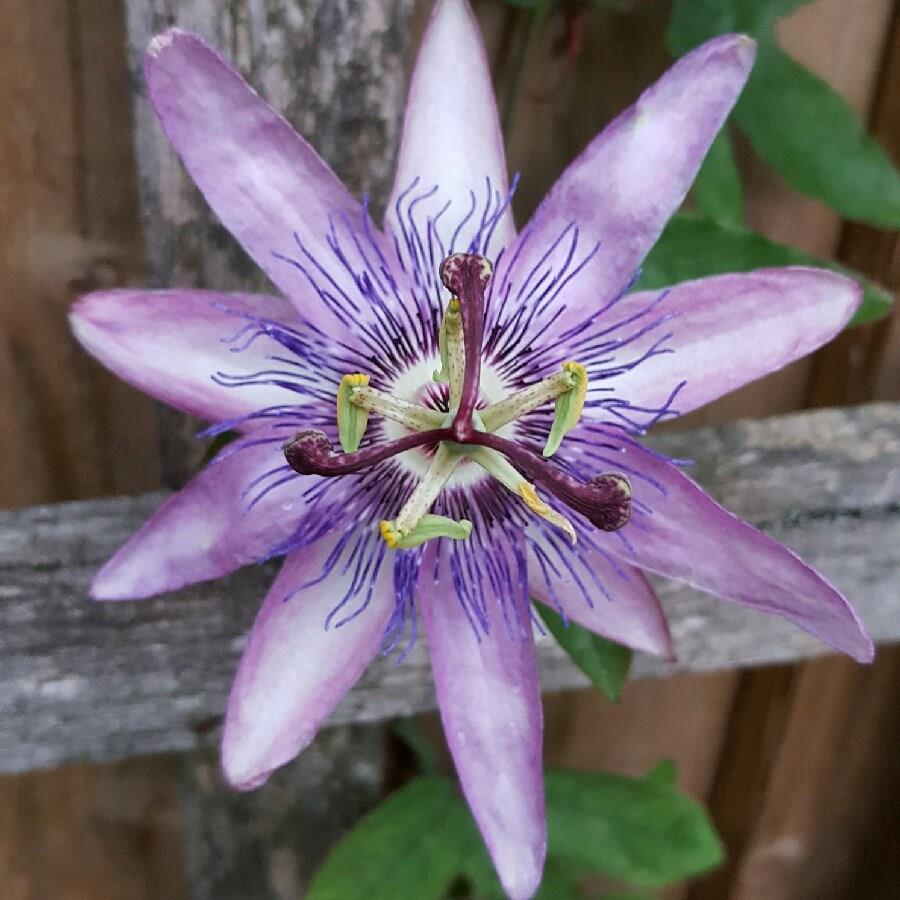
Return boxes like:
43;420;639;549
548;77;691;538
181;725;385;899
1;404;898;774
124;0;414;486
121;3;411;880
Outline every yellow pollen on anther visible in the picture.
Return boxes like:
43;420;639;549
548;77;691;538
379;519;399;548
517;481;577;544
562;361;588;418
337;372;370;414
448;298;460;314
518;482;550;515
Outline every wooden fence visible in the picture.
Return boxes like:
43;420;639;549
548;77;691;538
0;0;897;897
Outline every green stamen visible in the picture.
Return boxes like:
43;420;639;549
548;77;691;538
337;373;371;452
480;368;574;433
351;385;444;433
380;514;472;549
544;361;588;457
394;443;463;536
466;445;577;543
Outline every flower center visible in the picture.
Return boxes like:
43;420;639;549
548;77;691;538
283;253;632;549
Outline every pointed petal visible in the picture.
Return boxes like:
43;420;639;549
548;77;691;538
579;430;874;662
526;532;673;658
386;0;514;259
222;532;395;789
71;289;303;423
419;542;546;900
494;34;755;341
144;30;383;333
91;434;324;599
582;268;861;420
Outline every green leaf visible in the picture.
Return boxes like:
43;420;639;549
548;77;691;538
667;0;738;55
752;0;816;23
735;39;900;227
201;429;239;464
692;129;744;226
537;603;632;702
644;759;679;787
307;776;474;900
599;893;656;900
638;214;893;326
391;717;439;776
533;856;594;899
667;0;814;55
668;2;900;227
545;769;724;887
463;863;507;900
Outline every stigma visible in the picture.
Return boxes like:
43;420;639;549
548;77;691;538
283;252;631;549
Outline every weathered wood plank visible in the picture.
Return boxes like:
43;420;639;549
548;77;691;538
693;4;900;897
181;725;384;900
0;403;898;774
121;5;416;892
0;0;178;896
124;0;414;486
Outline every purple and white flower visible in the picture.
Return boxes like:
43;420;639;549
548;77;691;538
70;2;872;897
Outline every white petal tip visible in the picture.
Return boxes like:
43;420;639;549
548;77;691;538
221;722;317;793
777;266;863;327
499;867;543;900
89;552;167;601
89;574;144;602
89;566;129;601
223;762;273;792
68;292;126;350
89;585;123;602
852;636;875;664
700;32;757;71
146;28;191;60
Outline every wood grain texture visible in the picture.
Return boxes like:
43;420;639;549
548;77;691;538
694;4;900;897
690;0;895;427
181;725;384;900
1;404;897;775
0;1;176;898
0;0;159;509
0;757;188;900
124;0;414;485
478;7;899;900
121;5;416;895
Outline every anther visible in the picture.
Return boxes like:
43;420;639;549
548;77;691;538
479;365;577;433
469;430;632;532
465;445;577;543
544;361;588;457
517;482;577;544
433;298;461;385
337;373;371;452
380;515;472;549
